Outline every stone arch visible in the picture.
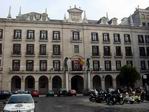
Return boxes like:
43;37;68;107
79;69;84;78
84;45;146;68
39;75;48;94
71;75;84;93
52;76;62;92
11;76;21;91
105;75;113;89
25;76;35;91
93;75;101;90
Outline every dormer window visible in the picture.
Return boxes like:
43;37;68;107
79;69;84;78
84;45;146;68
72;31;80;40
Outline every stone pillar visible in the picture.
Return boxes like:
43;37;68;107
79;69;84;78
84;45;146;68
65;71;69;91
48;76;52;90
35;81;38;90
101;76;105;90
21;80;25;91
87;71;91;89
113;78;117;89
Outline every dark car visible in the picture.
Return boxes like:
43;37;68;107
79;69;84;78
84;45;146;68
31;90;40;97
0;90;11;100
83;89;94;96
57;88;68;96
68;89;77;96
46;90;55;97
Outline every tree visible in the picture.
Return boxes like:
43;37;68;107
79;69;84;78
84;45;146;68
119;65;141;87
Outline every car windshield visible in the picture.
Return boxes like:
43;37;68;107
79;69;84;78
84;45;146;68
8;95;34;104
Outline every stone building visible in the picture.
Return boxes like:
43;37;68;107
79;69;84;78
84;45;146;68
0;6;149;94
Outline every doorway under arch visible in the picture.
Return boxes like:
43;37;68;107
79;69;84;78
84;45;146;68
25;76;35;91
93;75;101;90
52;76;62;92
39;76;48;94
71;75;84;93
105;75;113;89
11;76;21;91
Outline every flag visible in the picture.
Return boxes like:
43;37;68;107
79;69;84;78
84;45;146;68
78;58;85;66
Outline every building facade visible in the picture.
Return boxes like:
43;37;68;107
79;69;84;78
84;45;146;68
0;6;149;94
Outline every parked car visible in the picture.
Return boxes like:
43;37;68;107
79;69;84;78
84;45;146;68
57;88;68;96
83;89;94;96
3;94;36;112
12;90;30;94
0;90;11;100
46;90;55;97
68;89;77;96
31;90;39;97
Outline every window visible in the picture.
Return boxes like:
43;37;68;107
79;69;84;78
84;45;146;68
0;60;1;66
26;60;34;71
126;60;133;66
104;46;111;56
113;33;120;43
92;46;99;56
40;30;47;40
116;60;121;70
147;47;149;56
140;61;146;70
0;29;3;39
72;60;82;71
105;60;111;71
53;60;60;71
27;30;34;39
142;22;146;26
40;60;47;71
0;43;2;55
139;47;146;56
145;35;149;43
14;30;22;39
115;46;122;56
138;35;144;43
91;32;98;41
103;33;110;43
124;34;131;43
125;47;132;56
72;31;80;40
93;60;100;71
40;44;46;55
74;45;79;53
26;44;34;55
53;31;60;40
13;44;21;55
53;45;60;55
12;60;20;71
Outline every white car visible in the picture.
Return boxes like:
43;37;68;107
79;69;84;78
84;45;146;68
3;94;36;112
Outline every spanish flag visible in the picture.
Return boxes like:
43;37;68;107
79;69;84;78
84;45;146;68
78;58;85;66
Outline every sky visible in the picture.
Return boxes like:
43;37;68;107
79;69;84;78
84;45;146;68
0;0;149;22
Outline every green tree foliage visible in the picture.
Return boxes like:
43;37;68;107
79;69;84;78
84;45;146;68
119;65;141;87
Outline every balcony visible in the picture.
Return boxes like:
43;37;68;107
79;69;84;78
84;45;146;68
70;38;82;43
38;53;48;58
52;39;61;43
91;54;100;58
91;40;99;44
9;69;64;74
25;53;35;57
125;54;133;58
114;53;123;58
12;38;22;41
103;53;112;58
11;52;22;57
39;39;48;42
51;53;61;58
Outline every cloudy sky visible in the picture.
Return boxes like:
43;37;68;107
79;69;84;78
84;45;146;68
0;0;149;22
